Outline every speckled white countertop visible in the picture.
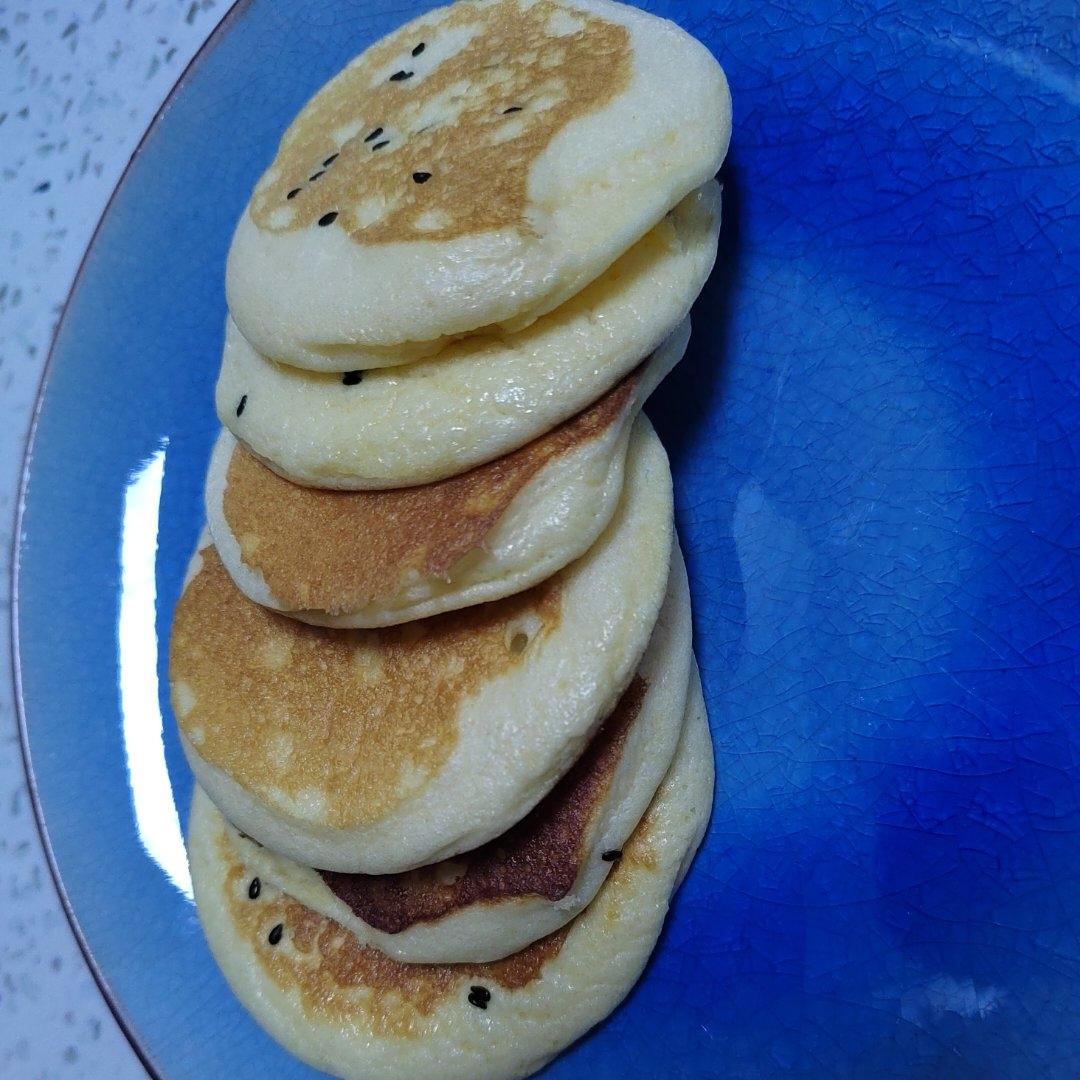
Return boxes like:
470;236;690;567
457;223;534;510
1;4;225;1076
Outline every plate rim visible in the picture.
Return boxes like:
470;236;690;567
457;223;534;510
9;3;250;1075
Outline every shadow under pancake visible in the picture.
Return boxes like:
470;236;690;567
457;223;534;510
649;158;743;473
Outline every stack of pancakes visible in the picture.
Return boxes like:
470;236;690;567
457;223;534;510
172;1;730;1076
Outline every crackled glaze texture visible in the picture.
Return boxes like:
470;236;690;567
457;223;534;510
14;0;1080;1078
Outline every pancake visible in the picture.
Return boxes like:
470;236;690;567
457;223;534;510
208;367;663;626
172;421;673;873
222;553;692;963
219;183;714;491
225;0;730;371
187;669;713;1080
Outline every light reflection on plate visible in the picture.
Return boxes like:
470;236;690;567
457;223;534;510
119;440;192;899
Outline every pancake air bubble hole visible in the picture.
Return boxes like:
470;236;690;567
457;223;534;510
505;611;543;655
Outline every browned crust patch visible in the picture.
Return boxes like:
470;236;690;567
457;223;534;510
319;676;647;932
221;827;567;1036
217;799;658;1035
249;0;631;244
170;547;562;827
222;371;638;614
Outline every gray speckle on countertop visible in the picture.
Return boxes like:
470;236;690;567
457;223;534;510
1;3;224;1076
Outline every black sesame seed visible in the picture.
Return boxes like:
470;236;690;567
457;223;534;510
268;923;283;946
389;69;413;81
412;42;426;56
601;849;622;862
323;153;339;166
235;395;247;417
467;986;491;1010
247;877;261;900
309;170;325;181
412;171;432;184
502;105;522;114
364;127;384;142
318;211;338;226
342;370;363;386
286;187;301;199
371;140;389;151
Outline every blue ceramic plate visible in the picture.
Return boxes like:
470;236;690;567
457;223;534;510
15;1;1079;1076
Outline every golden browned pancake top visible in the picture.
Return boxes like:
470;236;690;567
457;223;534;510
219;797;657;1035
319;676;646;933
170;547;562;827
222;372;637;615
250;0;631;244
